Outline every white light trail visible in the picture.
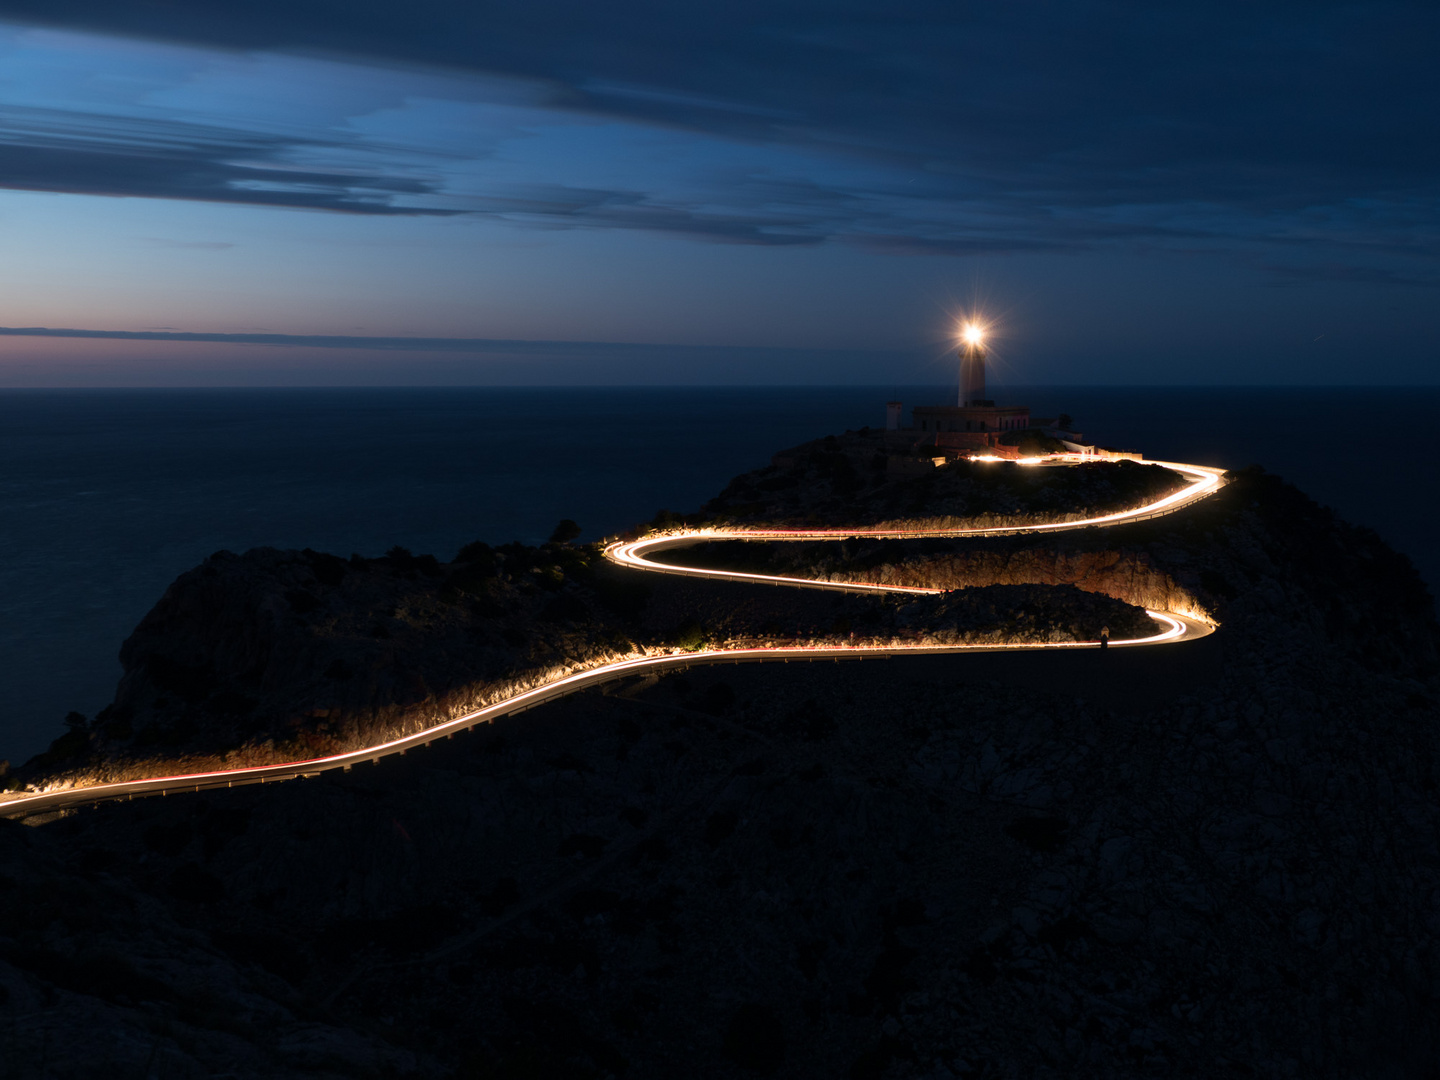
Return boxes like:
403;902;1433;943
0;458;1223;819
608;459;1224;593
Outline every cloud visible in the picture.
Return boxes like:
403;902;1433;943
0;95;839;243
0;325;592;351
0;326;928;386
582;80;799;121
854;234;1068;257
140;238;234;249
0;104;460;214
0;2;1433;268
0;324;853;353
1260;262;1439;288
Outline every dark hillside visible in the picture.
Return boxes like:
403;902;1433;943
692;429;1187;529
671;466;1438;678
18;543;1158;789
2;462;1437;1078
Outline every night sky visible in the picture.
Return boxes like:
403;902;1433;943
0;1;1434;385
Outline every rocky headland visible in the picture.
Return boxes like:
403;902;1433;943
692;430;1188;530
15;494;1163;791
1;454;1437;1079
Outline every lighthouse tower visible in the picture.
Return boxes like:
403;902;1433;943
959;326;988;406
903;322;1031;444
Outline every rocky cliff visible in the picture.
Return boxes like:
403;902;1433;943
670;465;1439;675
3;461;1438;1079
21;530;1157;789
682;428;1188;530
19;541;648;783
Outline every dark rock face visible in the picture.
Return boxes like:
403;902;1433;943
673;467;1440;679
3;465;1438;1078
701;432;1188;529
25;542;647;779
894;584;1157;643
669;537;1206;621
634;573;1158;651
25;541;1159;787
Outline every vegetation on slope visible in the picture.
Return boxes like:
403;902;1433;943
19;532;1155;789
680;430;1187;530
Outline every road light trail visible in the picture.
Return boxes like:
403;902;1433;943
608;459;1225;594
0;458;1224;820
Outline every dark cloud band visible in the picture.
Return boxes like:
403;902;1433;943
0;2;1434;270
0;105;458;215
0;326;644;352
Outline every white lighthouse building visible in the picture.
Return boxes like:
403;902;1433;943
960;330;987;407
907;325;1029;438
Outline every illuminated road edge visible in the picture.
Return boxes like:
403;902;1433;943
608;459;1225;595
0;459;1223;819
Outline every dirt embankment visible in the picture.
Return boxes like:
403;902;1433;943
670;540;1206;622
842;549;1206;621
635;572;1158;648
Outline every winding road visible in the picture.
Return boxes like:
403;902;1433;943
0;457;1225;820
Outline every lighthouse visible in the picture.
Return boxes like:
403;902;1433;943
959;323;988;406
884;317;1095;459
903;321;1030;441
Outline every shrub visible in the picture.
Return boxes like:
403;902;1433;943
673;621;709;651
454;539;494;566
549;518;582;544
998;428;1067;454
37;727;89;765
450;563;497;597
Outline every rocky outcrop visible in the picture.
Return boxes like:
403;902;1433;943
670;466;1440;674
842;549;1201;618
23;538;1162;789
633;572;1158;650
692;429;1189;529
5;512;1435;1077
0;812;419;1077
678;541;1205;622
23;542;654;783
1;454;1437;1078
894;584;1158;644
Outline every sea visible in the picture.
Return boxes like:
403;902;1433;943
2;385;1436;763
